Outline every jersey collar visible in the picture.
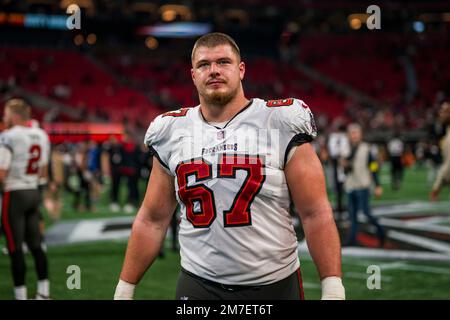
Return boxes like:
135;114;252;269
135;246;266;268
199;99;254;130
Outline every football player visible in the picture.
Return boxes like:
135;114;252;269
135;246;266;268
115;33;345;300
0;99;50;300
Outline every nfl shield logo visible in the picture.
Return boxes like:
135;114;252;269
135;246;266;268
217;130;225;140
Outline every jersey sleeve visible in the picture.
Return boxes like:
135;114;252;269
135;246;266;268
269;98;318;168
0;132;13;170
0;132;13;152
143;113;174;174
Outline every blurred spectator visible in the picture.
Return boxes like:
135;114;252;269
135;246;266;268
44;144;65;221
430;102;450;201
327;120;350;219
119;132;141;214
105;133;141;214
74;141;93;212
44;181;62;222
52;83;71;100
105;135;123;213
387;132;405;190
87;140;103;201
342;124;385;247
425;142;442;186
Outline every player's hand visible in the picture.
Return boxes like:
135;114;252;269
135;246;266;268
321;276;345;300
374;186;383;198
430;188;440;202
114;279;136;300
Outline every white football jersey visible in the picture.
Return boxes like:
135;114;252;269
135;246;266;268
328;132;350;159
387;138;404;157
0;125;48;191
144;98;317;285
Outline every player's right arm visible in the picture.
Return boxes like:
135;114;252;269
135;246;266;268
0;133;12;191
115;114;178;300
115;157;178;299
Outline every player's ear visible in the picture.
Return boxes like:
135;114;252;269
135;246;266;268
191;68;196;84
239;61;245;80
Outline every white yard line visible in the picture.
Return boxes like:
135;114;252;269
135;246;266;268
405;216;450;225
378;217;450;235
345;272;392;282
372;201;450;217
298;241;450;262
337;260;450;276
388;230;450;254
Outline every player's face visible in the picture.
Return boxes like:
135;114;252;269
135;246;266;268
349;128;362;144
2;107;13;128
439;102;450;124
191;44;245;106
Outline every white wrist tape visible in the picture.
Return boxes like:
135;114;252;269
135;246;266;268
114;279;136;300
321;276;345;300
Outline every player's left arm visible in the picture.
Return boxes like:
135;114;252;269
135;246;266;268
285;143;345;300
38;132;51;185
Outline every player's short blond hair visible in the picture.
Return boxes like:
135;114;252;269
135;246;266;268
191;32;241;63
4;98;31;120
347;123;362;133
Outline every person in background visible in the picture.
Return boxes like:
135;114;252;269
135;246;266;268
119;132;141;214
327;121;350;220
387;131;405;190
430;101;450;201
0;98;50;300
74;141;92;212
106;135;123;213
87;140;103;202
342;123;385;247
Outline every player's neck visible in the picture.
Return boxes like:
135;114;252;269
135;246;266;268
11;120;28;128
200;93;250;123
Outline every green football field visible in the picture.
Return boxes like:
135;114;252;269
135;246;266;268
0;165;449;300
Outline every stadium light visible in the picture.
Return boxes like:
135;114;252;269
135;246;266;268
413;21;425;33
347;14;367;30
162;9;177;22
350;18;362;30
159;5;192;22
74;34;84;45
86;33;97;45
136;22;212;38
145;36;158;49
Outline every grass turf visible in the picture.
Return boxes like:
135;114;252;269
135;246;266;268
0;165;449;300
0;240;449;300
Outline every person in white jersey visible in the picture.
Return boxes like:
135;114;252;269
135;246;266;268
0;98;50;300
114;33;345;300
